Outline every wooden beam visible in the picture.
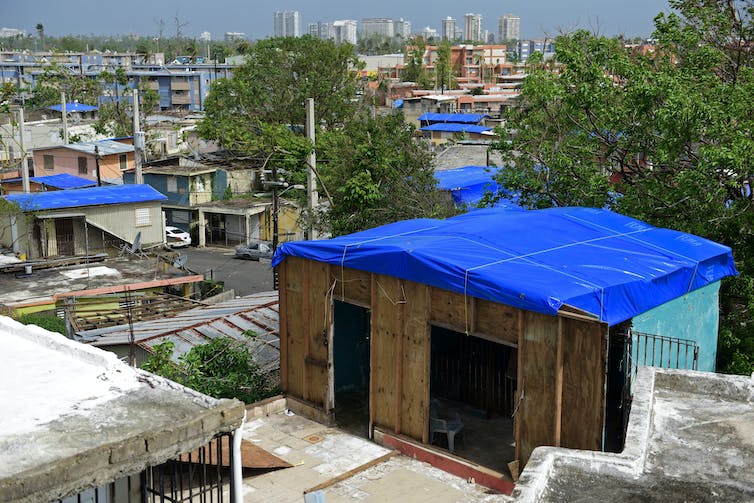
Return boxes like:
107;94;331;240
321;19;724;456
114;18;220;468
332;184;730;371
422;284;431;444
303;450;399;494
554;317;564;446
394;280;405;435
514;309;524;464
303;260;311;402
369;273;377;437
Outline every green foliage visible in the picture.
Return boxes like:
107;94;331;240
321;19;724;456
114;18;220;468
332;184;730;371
18;314;66;335
142;336;276;404
402;37;432;88
319;112;455;235
28;63;101;109
435;39;454;91
489;1;754;375
357;34;403;56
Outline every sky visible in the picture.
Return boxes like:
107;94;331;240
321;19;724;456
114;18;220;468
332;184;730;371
3;0;670;41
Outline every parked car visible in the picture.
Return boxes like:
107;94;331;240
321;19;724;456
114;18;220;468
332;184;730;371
235;240;273;261
165;226;192;248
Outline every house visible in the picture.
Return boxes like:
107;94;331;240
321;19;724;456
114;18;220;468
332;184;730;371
513;367;754;501
32;139;135;184
434;165;521;209
76;291;279;374
270;207;737;482
0;315;246;502
418;113;495;144
47;101;99;121
0;173;97;194
1;184;166;259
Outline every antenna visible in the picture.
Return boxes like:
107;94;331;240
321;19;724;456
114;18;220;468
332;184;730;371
130;231;142;253
173;254;188;269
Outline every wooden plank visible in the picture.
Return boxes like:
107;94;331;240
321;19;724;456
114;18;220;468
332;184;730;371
559;317;607;451
394;280;405;434
422;285;431;444
518;311;558;467
285;257;306;399
303;260;311;402
279;260;288;392
430;287;467;330
514;310;524;464
369;274;377;434
554;317;564;446
400;280;430;441
303;451;399;494
475;299;519;346
306;260;331;408
371;275;400;431
329;266;371;306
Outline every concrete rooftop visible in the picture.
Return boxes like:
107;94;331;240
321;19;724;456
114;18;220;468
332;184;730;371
241;400;509;502
0;316;245;502
0;255;200;307
513;367;754;502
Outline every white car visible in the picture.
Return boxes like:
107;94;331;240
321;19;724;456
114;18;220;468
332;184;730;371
165;226;192;248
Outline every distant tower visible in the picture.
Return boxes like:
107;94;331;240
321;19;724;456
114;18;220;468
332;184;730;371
394;18;411;39
274;10;301;37
442;17;456;41
498;14;520;42
361;18;394;38
464;13;483;42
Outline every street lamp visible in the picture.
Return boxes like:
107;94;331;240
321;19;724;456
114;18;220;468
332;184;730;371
265;181;304;290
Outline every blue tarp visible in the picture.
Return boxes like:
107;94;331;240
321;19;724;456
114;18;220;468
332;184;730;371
421;123;492;134
435;166;522;208
4;184;167;211
418;113;488;124
273;207;738;326
394;99;404;108
48;103;99;113
6;174;98;190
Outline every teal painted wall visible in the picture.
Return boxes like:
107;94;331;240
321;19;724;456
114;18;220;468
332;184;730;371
632;281;720;372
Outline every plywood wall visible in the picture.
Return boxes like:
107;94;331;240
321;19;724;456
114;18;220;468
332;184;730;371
280;258;607;467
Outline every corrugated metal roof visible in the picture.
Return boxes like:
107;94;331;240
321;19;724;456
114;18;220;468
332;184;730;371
34;140;134;156
4;184;167;211
77;291;280;371
420;123;493;134
48;103;99;113
418;113;489;124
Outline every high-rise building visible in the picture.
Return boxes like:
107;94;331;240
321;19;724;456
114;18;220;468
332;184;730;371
224;32;246;43
309;22;334;40
333;20;358;45
361;18;394;38
464;13;483;42
498;14;520;42
274;10;301;38
422;26;438;41
442;17;456;41
394;18;411;39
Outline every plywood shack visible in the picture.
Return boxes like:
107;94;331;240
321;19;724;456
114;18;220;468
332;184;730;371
278;256;608;468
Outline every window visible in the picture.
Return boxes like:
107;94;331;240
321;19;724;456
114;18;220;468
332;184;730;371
119;154;128;171
78;156;88;174
166;176;178;192
27;158;34;177
135;208;151;227
43;155;54;171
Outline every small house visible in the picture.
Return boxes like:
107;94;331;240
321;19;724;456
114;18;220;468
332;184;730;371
32;140;135;184
1;184;166;259
0;173;97;194
271;207;737;478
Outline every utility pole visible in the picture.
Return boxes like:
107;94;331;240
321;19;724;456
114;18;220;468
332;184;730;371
271;163;280;290
305;98;319;240
60;91;69;144
132;88;144;184
94;145;102;186
17;107;30;193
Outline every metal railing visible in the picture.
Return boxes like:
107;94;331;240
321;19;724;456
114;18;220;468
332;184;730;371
628;330;699;381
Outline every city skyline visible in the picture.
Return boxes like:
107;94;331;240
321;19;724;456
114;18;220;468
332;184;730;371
3;0;669;41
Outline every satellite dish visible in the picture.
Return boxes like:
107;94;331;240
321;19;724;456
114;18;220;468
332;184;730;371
130;231;142;253
173;254;188;269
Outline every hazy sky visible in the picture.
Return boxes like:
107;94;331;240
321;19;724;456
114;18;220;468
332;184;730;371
4;1;670;40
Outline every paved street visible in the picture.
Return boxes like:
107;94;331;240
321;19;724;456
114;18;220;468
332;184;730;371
180;246;276;296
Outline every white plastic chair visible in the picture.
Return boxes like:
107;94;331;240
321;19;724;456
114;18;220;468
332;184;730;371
429;400;464;453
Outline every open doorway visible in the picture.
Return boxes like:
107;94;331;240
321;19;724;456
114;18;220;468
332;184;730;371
429;326;516;474
332;300;371;437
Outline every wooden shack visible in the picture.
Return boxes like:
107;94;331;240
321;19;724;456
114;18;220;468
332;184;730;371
273;207;736;472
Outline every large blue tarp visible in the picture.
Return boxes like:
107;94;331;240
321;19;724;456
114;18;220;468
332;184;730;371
418;113;489;124
435;166;521;208
4;184;166;211
420;123;492;134
273;207;737;326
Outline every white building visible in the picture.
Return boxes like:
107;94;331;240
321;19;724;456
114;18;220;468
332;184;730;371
422;26;438;41
442;17;456;41
498;14;521;42
394;18;412;39
274;10;301;37
224;32;246;43
361;18;394;38
333;20;358;45
464;13;483;42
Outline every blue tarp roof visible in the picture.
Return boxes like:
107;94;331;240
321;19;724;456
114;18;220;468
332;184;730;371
4;184;167;211
48;103;99;113
273;207;737;326
2;174;97;190
421;123;493;134
394;99;404;108
418;113;489;124
435;166;522;208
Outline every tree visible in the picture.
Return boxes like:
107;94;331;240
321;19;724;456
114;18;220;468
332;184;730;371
488;0;754;375
402;37;431;88
435;39;454;91
142;335;276;404
318;112;455;236
28;63;101;109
